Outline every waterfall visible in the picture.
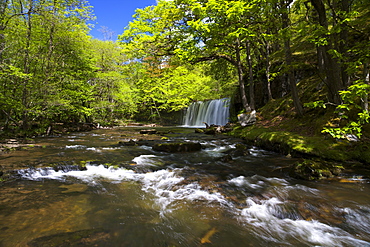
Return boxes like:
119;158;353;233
183;98;230;127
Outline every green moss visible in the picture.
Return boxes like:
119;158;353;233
290;159;344;180
231;125;370;164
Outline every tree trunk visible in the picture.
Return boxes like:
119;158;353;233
338;0;350;87
281;0;304;116
310;0;343;104
364;60;369;113
0;0;9;62
265;39;273;101
235;39;251;113
22;0;34;130
246;41;255;110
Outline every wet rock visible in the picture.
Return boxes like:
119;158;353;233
289;159;344;180
153;142;202;153
140;129;157;134
6;139;18;144
198;123;233;135
204;127;217;135
27;228;110;247
118;139;138;146
233;143;251;156
297;200;345;225
219;154;233;162
53;164;87;172
223;143;250;157
135;140;158;147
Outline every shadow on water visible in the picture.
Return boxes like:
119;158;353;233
0;127;369;246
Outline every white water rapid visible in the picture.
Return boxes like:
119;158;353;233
3;128;370;246
183;98;230;127
20;164;370;246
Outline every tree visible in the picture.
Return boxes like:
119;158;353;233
90;39;138;123
0;0;96;133
309;0;345;104
280;0;304;116
119;0;232;119
303;0;370;138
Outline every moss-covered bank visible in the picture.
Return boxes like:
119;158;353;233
229;126;370;164
227;125;370;180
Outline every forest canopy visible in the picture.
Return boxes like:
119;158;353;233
0;0;369;138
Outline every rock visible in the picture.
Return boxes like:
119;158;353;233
289;159;344;180
222;143;250;157
204;127;217;135
153;142;202;153
219;154;233;162
140;129;157;134
344;134;359;142
230;149;250;157
238;111;256;127
28;228;109;247
118;139;138;146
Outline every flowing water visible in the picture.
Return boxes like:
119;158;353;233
1;127;370;247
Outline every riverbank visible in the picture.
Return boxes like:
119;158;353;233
229;125;370;163
227;105;370;180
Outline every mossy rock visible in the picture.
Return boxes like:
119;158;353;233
223;143;250;157
153;142;202;153
290;159;344;180
195;128;204;133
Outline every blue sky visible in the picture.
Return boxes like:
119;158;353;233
87;0;157;40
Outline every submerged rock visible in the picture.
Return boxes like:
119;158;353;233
152;142;202;153
28;228;110;247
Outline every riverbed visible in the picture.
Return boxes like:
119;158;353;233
0;127;369;246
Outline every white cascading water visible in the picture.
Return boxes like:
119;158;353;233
183;98;230;127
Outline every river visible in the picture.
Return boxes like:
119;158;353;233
0;127;369;246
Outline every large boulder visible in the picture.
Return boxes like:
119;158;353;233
238;111;256;127
153;142;202;153
289;159;343;180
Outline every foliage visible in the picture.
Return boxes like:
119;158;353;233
305;82;370;139
1;0;369;139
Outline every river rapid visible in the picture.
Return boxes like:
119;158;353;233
0;127;369;247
